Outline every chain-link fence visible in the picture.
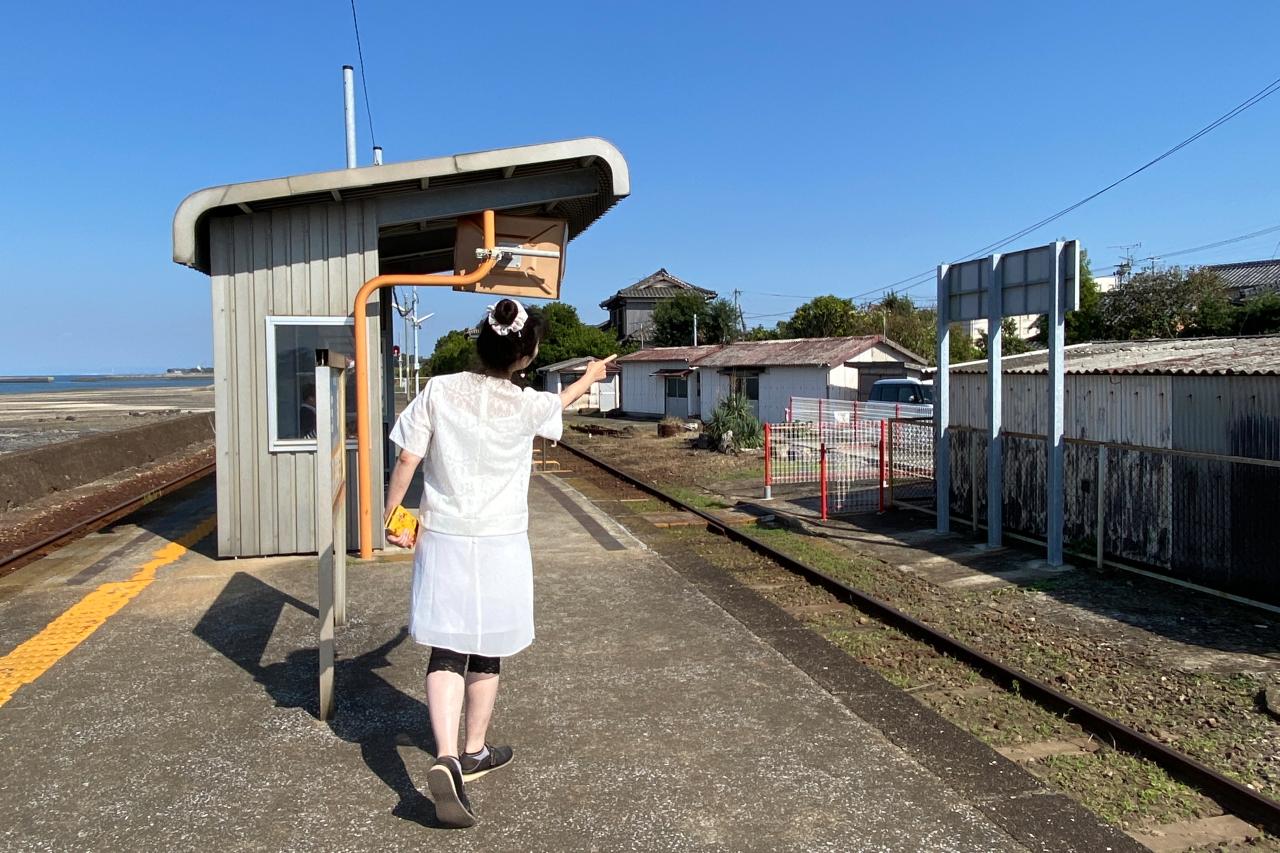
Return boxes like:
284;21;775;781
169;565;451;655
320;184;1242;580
765;418;939;518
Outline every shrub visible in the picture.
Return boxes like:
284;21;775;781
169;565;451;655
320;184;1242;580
706;393;763;450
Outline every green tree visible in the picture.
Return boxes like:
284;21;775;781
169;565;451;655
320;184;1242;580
426;329;475;376
702;298;743;345
651;294;739;346
1099;267;1231;339
741;324;782;341
850;292;935;360
977;317;1034;358
531;303;618;371
1233;291;1280;335
1030;249;1106;345
778;295;859;338
949;323;982;363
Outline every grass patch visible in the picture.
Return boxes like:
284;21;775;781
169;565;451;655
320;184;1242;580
1038;750;1211;829
749;526;880;588
662;485;733;510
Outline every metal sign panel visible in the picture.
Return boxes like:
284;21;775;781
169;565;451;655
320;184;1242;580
943;241;1079;322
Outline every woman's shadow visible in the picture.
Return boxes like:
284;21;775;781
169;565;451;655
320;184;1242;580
193;571;441;826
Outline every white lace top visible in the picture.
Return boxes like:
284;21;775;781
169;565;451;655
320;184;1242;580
389;371;563;537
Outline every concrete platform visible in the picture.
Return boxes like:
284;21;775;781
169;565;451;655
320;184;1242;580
0;477;1137;852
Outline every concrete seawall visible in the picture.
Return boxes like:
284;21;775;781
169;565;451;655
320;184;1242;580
0;413;214;511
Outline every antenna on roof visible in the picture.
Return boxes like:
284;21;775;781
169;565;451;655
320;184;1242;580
342;66;357;168
1109;243;1141;282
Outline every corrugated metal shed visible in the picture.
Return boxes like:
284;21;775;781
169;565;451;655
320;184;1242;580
949;336;1280;376
946;337;1280;456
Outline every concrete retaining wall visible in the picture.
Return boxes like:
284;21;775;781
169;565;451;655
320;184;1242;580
0;413;215;511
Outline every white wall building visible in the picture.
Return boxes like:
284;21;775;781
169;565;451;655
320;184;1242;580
536;357;620;413
617;336;924;423
615;345;721;418
693;336;925;423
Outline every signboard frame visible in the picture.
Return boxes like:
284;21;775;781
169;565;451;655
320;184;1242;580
935;240;1079;566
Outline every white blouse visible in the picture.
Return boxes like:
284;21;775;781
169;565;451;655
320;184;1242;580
389;371;563;537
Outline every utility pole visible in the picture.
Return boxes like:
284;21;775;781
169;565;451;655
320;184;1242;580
410;310;435;396
692;313;699;347
733;289;746;333
1109;243;1141;283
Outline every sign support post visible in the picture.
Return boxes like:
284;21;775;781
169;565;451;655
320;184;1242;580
935;263;951;534
936;240;1078;564
985;253;1003;549
1045;241;1074;566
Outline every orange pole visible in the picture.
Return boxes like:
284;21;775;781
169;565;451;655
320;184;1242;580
354;209;497;558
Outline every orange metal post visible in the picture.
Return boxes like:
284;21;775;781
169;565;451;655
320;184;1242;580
354;209;497;558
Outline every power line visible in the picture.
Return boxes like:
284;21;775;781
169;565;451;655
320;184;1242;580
1142;223;1280;262
349;0;377;149
848;72;1280;302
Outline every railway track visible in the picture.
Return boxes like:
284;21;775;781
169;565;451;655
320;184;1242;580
0;462;215;578
555;437;1280;839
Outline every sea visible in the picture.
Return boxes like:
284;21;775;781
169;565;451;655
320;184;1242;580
0;375;215;395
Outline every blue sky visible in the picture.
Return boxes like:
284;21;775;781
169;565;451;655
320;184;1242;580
2;2;1279;373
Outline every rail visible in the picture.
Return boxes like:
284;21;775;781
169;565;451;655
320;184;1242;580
552;437;1280;835
0;461;216;578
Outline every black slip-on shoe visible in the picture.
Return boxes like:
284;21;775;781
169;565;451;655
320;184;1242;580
426;756;476;828
459;744;514;781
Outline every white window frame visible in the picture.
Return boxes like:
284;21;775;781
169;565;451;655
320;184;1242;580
265;315;358;453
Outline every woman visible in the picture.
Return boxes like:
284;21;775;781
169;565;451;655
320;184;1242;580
383;297;614;828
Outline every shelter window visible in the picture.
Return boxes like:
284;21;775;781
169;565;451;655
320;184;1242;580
266;316;357;452
665;376;689;399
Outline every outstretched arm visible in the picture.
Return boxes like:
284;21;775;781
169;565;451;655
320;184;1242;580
559;354;617;408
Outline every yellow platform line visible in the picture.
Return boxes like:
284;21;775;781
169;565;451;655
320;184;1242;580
0;515;217;709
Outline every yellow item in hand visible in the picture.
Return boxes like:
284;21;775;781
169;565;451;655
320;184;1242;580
385;505;420;542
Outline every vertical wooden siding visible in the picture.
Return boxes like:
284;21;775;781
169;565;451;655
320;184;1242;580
209;201;382;557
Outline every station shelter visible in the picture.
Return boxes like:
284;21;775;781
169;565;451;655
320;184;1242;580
173;138;630;557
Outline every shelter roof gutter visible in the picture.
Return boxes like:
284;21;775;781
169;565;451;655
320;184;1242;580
173;137;629;273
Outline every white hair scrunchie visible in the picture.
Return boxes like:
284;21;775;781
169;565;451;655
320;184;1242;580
486;300;528;336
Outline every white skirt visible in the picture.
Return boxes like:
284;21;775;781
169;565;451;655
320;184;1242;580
409;529;534;658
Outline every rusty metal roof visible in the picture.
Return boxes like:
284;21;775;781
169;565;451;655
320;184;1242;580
948;336;1280;376
616;345;724;364
694;336;924;368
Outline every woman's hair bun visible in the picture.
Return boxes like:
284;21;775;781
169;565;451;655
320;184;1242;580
492;299;519;326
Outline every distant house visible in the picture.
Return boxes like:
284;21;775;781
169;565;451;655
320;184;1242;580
536;356;620;413
616;336;925;422
1204;259;1280;302
599;269;717;344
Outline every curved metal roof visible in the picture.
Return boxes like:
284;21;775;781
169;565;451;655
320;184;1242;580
173;137;629;274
